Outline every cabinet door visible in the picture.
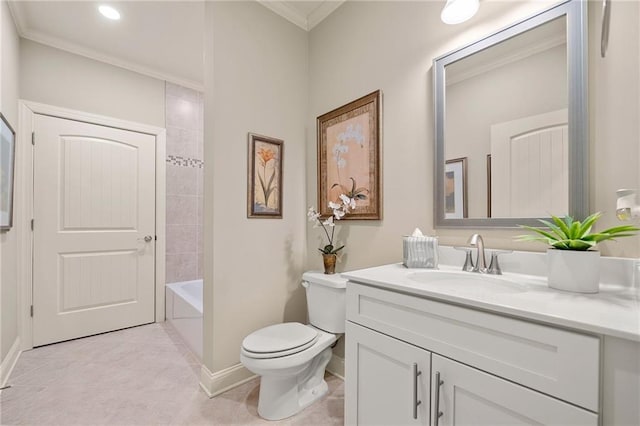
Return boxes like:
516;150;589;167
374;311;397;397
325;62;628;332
431;355;598;426
346;322;430;426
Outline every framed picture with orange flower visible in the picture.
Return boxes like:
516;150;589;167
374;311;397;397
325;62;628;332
317;90;382;220
247;133;283;218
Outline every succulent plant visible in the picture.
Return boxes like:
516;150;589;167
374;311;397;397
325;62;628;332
518;212;640;251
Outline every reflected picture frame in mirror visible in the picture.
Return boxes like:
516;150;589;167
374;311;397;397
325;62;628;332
433;0;588;228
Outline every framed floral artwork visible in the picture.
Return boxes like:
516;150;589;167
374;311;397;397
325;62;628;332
317;90;382;220
1;113;16;230
445;157;468;219
247;133;283;218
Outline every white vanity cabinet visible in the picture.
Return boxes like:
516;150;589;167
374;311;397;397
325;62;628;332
431;355;597;425
346;321;430;425
345;281;599;426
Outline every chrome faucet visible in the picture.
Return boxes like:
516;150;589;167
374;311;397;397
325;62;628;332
467;234;487;273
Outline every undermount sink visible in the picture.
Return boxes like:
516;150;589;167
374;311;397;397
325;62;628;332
407;270;528;293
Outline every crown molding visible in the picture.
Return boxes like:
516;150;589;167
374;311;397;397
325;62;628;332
258;1;308;30
7;1;28;35
257;1;345;31
308;1;345;30
21;30;204;91
6;1;203;91
447;35;566;86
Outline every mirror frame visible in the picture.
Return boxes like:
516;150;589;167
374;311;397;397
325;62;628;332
433;0;588;228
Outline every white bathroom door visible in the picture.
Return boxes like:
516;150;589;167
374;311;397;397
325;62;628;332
32;114;157;347
491;109;569;218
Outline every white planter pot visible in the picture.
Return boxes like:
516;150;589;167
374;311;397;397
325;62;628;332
547;249;600;293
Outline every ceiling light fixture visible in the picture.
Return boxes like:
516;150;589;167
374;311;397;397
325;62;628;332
441;0;479;25
99;5;121;21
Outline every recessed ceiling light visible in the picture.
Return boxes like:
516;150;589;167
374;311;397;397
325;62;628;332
99;5;121;21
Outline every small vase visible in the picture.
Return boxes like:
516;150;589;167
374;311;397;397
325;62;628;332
547;249;600;293
322;253;337;275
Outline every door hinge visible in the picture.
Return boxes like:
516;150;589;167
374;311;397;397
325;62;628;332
31;132;35;145
31;219;34;231
30;305;34;317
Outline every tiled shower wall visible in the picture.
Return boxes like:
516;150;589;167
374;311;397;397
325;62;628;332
165;82;204;283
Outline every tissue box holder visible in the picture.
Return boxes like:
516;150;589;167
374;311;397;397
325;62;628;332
403;236;438;268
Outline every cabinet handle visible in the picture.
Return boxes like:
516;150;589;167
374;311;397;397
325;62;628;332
412;363;422;419
434;371;444;426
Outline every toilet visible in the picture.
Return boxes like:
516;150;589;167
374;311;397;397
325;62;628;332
240;271;347;420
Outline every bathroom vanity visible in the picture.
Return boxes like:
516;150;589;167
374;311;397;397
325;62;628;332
342;249;640;426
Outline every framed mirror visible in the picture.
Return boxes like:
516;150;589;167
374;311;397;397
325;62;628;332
434;0;588;228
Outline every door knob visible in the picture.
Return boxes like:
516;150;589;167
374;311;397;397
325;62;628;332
144;235;153;243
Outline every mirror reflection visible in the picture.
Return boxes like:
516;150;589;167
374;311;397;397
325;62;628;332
443;16;568;219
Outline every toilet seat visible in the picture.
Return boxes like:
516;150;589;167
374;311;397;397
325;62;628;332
242;323;320;359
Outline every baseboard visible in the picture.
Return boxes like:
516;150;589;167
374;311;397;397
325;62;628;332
199;363;256;398
327;353;345;380
0;338;21;388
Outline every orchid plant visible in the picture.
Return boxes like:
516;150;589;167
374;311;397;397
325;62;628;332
308;194;356;255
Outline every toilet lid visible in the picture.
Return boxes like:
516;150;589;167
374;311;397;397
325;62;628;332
242;322;319;355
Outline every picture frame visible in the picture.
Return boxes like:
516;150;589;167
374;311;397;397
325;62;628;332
247;133;283;219
487;154;492;218
444;157;468;219
317;90;382;220
1;113;16;230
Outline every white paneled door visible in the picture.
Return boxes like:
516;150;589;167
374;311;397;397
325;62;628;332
33;114;157;347
491;109;568;218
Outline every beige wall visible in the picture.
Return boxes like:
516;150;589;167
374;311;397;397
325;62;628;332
590;0;640;257
1;0;21;365
203;1;308;372
20;39;165;128
307;0;640;280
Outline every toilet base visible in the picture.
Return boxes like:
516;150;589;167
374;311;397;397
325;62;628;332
257;347;332;420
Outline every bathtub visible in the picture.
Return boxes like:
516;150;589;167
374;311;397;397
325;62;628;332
166;280;202;359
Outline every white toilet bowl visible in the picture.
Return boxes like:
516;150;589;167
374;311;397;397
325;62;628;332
240;323;337;420
240;272;347;420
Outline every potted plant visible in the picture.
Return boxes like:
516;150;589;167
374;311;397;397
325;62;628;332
518;212;639;293
308;194;355;274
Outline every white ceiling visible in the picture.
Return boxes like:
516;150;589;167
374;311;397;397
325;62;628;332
8;1;344;91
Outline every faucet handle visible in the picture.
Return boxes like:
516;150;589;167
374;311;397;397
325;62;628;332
487;250;513;275
454;246;475;272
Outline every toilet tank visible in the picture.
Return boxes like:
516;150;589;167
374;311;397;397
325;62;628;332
302;271;347;333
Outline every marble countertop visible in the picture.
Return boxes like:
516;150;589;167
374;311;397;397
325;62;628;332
342;262;640;342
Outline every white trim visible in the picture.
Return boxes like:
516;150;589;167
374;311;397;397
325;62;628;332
257;1;308;30
257;1;345;31
199;363;256;398
326;353;345;380
6;1;27;38
7;2;203;91
17;100;167;350
17;102;34;350
0;338;21;388
307;1;345;30
447;35;566;86
155;131;167;323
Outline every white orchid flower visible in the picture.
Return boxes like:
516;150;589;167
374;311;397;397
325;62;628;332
339;194;356;210
322;216;335;227
307;207;321;222
333;209;346;220
328;201;342;210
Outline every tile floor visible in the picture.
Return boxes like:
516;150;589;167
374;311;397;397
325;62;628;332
0;323;344;425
